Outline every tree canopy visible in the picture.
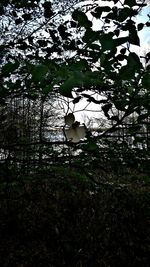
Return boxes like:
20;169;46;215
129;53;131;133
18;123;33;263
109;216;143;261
0;0;150;160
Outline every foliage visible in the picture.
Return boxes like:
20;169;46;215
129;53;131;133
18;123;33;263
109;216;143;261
0;0;149;145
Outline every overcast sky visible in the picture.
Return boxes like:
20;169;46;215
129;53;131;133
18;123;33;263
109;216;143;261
137;5;150;45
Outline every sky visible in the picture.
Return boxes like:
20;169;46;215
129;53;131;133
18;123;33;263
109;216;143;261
137;6;150;46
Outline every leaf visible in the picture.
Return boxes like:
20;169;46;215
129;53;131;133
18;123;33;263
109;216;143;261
64;113;75;126
99;32;115;51
110;115;119;122
137;23;144;31
128;52;143;69
73;96;81;104
15;18;23;25
119;52;143;80
85;141;98;152
142;72;150;89
59;78;74;98
71;59;89;72
129;26;140;46
58;24;70;40
42;85;53;95
146;22;150;27
91;6;111;19
43;1;53;18
2;61;19;76
115;36;129;46
124;0;136;7
114;99;128;111
116;54;127;61
31;64;49;81
118;7;132;22
72;9;92;28
82;29;100;45
102;103;112;118
120;48;126;54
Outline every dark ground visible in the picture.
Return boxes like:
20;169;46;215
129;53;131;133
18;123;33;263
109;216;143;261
0;165;150;267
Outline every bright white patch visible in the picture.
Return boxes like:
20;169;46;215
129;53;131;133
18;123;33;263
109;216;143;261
64;113;86;142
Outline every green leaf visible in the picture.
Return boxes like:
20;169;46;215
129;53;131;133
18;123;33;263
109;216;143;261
42;85;53;95
59;77;75;98
31;64;49;81
71;59;89;72
2;61;19;76
72;9;92;28
86;141;98;152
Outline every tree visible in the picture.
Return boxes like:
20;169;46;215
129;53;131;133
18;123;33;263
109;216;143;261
0;0;150;168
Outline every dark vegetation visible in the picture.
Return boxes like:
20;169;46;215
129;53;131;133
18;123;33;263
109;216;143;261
0;0;150;266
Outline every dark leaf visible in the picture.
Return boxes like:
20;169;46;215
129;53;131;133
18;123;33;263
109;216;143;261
115;36;129;46
31;64;49;82
106;12;116;20
119;52;143;80
114;29;120;37
116;54;127;61
72;9;92;28
142;72;150;89
91;6;111;19
59;76;79;98
129;25;140;46
82;29;100;44
43;1;53;18
37;40;47;47
120;48;126;54
118;7;133;22
124;0;136;7
99;32;115;51
22;13;32;21
0;6;4;15
15;18;23;25
73;96;81;104
42;85;53;95
137;23;144;31
58;25;70;40
70;21;77;27
102;103;112;118
2;62;19;76
110;115;119;121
